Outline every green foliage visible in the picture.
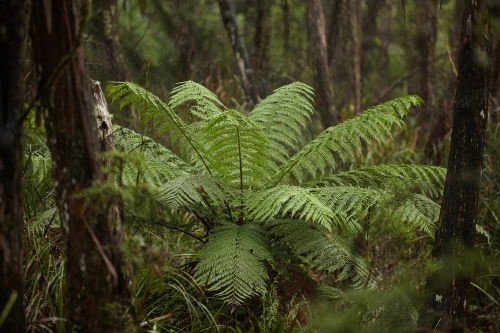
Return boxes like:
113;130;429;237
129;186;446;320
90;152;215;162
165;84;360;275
194;222;273;306
110;79;445;309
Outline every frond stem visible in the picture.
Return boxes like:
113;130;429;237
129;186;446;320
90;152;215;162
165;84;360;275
172;116;213;176
236;126;244;224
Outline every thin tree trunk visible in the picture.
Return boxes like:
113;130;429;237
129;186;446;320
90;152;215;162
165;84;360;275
253;0;271;95
0;1;28;332
92;0;136;127
90;80;125;244
415;0;438;147
307;0;337;127
350;0;362;114
419;1;492;331
30;1;133;332
281;0;290;60
378;0;392;85
425;0;462;163
218;0;261;109
327;0;347;68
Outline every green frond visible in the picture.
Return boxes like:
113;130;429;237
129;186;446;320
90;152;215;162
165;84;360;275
168;80;226;119
313;186;385;233
267;219;370;288
201;109;277;187
156;174;236;214
314;164;446;198
194;222;273;305
113;125;196;186
109;81;210;171
271;95;423;184
246;185;339;230
385;193;440;235
249;82;315;161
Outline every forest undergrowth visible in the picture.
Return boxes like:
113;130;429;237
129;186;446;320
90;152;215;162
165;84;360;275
20;84;500;333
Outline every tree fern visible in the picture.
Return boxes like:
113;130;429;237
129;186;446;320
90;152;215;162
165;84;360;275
109;80;441;308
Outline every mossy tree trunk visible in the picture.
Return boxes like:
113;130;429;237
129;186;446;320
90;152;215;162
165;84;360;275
30;1;132;332
0;0;28;331
419;0;492;332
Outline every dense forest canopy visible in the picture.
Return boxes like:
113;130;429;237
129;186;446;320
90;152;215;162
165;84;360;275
1;0;499;332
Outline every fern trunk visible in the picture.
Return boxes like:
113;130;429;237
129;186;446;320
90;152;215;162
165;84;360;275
419;0;491;332
0;0;28;331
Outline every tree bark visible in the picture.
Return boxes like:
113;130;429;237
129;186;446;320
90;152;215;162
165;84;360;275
415;0;438;147
91;0;136;127
419;1;492;332
349;0;362;115
307;0;337;127
253;0;271;95
0;0;28;332
218;0;261;109
30;1;132;332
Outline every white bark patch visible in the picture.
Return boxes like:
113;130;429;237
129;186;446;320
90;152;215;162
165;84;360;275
79;254;86;274
480;109;485;119
435;294;442;302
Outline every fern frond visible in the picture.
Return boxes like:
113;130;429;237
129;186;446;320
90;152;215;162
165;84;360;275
246;185;339;230
313;186;386;233
168;80;226;119
313;164;446;198
194;222;273;305
113;125;196;186
156;174;236;214
109;82;210;172
387;193;440;235
270;95;423;184
249;82;315;161
201;109;277;187
267;219;370;288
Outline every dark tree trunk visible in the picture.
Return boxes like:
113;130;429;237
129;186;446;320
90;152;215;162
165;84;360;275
0;0;28;332
307;0;337;127
378;0;393;83
419;1;492;332
425;0;462;163
253;0;271;95
415;0;438;147
327;0;347;69
30;1;132;332
349;0;362;115
218;0;261;109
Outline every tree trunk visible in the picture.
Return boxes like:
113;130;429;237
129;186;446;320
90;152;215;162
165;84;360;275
415;0;438;147
419;1;492;332
30;1;132;332
218;0;261;109
327;0;347;69
253;0;271;96
92;0;136;127
0;1;28;332
307;0;337;127
349;0;362;115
